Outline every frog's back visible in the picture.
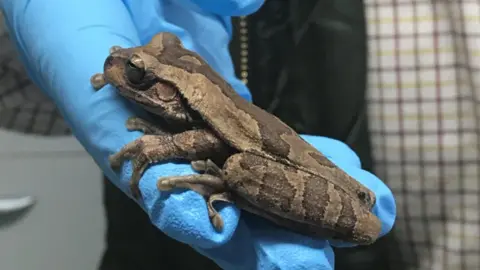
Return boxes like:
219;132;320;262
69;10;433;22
194;83;377;210
156;41;376;209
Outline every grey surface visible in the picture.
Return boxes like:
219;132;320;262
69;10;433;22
0;130;105;270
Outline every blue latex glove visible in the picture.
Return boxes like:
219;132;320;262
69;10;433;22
1;0;396;269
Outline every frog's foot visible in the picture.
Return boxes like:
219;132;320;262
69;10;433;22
157;174;231;231
109;135;173;199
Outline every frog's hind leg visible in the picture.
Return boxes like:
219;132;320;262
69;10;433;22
157;174;233;231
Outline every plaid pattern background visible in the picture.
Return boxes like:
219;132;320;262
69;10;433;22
366;0;480;269
1;1;480;269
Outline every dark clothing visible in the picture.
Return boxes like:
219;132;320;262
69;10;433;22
99;1;400;269
99;177;220;270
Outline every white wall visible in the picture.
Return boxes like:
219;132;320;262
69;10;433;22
0;130;105;270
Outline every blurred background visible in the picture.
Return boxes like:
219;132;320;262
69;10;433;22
0;12;105;270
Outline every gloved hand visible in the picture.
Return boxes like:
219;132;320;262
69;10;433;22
1;0;396;269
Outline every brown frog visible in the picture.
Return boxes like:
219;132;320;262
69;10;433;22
90;32;382;245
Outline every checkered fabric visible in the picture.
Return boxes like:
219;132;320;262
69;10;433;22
0;12;71;136
365;0;480;269
1;1;480;269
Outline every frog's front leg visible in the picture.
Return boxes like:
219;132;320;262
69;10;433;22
110;129;229;199
157;174;233;231
125;116;169;135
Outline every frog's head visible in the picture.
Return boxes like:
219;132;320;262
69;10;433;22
90;32;199;125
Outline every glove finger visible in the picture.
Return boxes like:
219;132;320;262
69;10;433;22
300;135;362;168
246;214;335;270
187;0;265;16
193;220;258;269
198;214;335;270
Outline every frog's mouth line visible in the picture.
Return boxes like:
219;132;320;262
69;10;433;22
109;75;197;125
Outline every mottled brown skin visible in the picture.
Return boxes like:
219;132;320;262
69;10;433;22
90;32;382;245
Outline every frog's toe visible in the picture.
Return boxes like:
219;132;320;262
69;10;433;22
129;180;142;199
157;178;176;191
109;153;126;170
191;160;208;172
210;213;224;232
90;73;106;90
109;45;122;54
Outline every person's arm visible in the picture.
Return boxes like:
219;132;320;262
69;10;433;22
0;1;396;269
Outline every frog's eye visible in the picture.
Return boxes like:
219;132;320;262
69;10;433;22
125;55;146;85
